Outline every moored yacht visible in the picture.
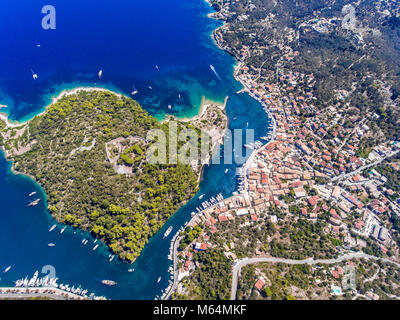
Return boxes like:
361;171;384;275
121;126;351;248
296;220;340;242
27;199;40;207
101;279;116;286
163;226;173;239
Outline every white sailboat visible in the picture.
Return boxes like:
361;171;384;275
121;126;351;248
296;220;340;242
131;84;138;95
98;69;103;78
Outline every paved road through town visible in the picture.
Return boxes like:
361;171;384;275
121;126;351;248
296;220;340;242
331;149;400;183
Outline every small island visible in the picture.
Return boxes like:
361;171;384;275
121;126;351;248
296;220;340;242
0;88;227;263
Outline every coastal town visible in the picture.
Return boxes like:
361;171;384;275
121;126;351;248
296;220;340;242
166;0;400;300
1;0;400;305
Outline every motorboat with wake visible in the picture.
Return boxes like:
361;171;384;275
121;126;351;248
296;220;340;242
3;266;11;273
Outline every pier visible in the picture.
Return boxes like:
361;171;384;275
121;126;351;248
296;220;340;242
0;287;91;300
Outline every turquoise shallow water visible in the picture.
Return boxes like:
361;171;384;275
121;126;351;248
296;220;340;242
0;0;271;299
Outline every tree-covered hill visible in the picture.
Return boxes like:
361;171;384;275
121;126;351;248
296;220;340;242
0;90;200;262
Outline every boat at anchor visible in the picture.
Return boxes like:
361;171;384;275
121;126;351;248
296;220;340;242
163;226;173;239
101;279;116;286
27;199;40;207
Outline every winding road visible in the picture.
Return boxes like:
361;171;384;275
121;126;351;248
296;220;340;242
230;252;400;300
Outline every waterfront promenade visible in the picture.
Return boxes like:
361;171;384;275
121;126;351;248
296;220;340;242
163;77;278;299
0;287;88;300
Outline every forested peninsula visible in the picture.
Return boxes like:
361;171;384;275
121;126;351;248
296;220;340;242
0;89;226;262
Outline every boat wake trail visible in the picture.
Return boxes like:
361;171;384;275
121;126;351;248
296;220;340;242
210;65;222;81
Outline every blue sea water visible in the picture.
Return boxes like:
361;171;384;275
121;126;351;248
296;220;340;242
0;0;270;299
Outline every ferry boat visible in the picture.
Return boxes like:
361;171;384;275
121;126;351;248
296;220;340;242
49;224;56;232
3;266;11;273
163;226;173;239
48;243;55;247
27;199;40;207
101;280;116;286
60;226;66;234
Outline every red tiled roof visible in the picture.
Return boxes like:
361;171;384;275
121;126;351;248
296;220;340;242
255;279;265;291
